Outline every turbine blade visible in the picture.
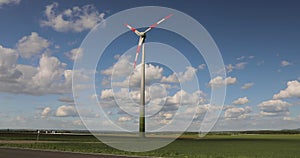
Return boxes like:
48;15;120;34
124;23;140;36
134;37;144;69
144;14;173;33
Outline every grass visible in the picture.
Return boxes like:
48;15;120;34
1;133;300;157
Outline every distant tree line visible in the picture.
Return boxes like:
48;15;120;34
1;129;300;135
184;130;300;135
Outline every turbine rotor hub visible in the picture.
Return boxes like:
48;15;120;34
140;32;146;38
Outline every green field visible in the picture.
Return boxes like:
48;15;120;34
1;132;300;158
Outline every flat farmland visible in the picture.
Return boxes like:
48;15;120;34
1;132;300;158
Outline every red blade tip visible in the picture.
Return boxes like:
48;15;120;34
165;14;173;19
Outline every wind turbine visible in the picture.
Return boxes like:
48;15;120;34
124;14;172;138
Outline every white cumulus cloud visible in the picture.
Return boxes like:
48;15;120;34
100;89;114;100
118;116;132;122
209;76;237;88
101;55;165;88
226;62;247;73
164;90;206;110
273;80;300;99
161;66;197;83
236;56;245;60
224;106;252;119
65;48;83;61
16;32;50;58
198;64;206;70
0;0;20;7
129;64;163;87
258;99;292;117
101;55;132;78
41;2;105;32
56;105;77;117
32;54;65;87
0;45;21;82
233;97;249;105
0;49;90;95
108;64;164;88
241;82;254;90
41;107;51;118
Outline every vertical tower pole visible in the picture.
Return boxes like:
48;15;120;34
139;41;145;138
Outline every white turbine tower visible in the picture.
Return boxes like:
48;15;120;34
124;14;172;137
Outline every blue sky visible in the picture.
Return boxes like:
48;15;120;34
0;0;300;131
